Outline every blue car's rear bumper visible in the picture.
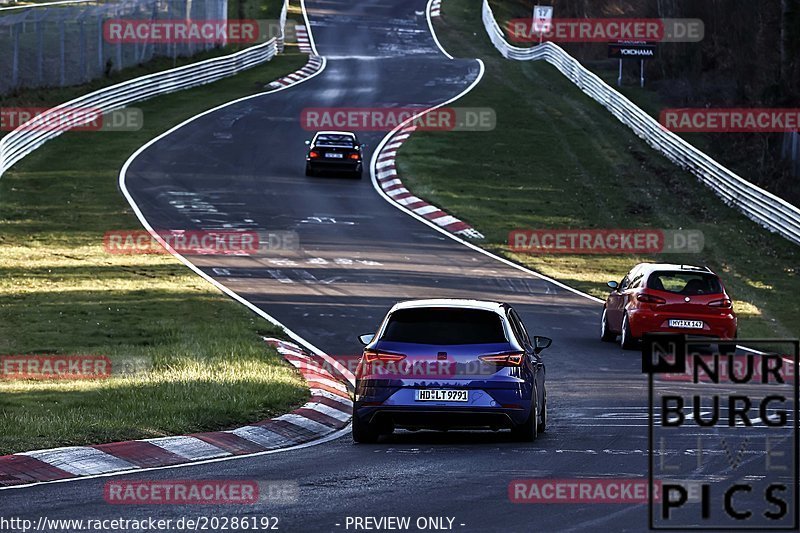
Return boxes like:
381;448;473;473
354;380;532;429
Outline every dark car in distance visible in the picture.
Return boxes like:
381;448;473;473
305;131;364;178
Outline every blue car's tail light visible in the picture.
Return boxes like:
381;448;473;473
478;351;524;367
363;350;407;363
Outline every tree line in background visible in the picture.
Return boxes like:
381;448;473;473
501;0;800;205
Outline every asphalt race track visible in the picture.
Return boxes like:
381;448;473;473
2;1;795;531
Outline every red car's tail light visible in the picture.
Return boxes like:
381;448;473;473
479;351;524;367
363;350;406;363
309;151;320;158
348;153;360;160
708;298;733;309
638;293;666;304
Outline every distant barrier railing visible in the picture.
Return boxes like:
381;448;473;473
0;36;278;178
482;0;800;246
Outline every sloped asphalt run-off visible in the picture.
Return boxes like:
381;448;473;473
0;339;352;487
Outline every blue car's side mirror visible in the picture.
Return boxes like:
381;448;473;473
533;336;552;355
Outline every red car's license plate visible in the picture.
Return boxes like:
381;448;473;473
668;319;704;329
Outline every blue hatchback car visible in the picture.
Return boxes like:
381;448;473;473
352;299;551;443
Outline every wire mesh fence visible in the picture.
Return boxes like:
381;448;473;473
0;0;231;95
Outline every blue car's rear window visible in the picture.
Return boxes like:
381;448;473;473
381;308;507;345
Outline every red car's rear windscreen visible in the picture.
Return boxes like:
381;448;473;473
647;271;723;295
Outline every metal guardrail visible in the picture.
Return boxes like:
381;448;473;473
482;0;800;246
0;36;279;178
0;0;99;11
277;0;288;52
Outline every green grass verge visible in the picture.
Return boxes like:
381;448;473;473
0;49;311;455
396;0;799;340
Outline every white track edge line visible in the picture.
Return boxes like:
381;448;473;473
300;0;320;57
426;0;453;60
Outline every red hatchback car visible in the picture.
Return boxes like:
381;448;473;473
601;263;737;351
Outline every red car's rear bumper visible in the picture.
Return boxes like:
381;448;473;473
628;309;737;339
